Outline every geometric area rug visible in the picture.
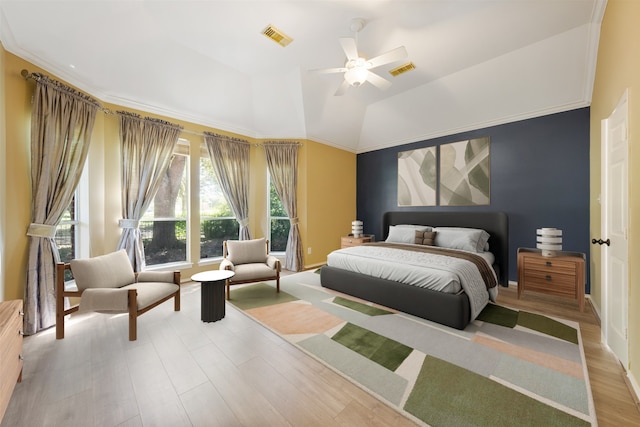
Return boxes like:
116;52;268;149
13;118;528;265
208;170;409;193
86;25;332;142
228;270;597;427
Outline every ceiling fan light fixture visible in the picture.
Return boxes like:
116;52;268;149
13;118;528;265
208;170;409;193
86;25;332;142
344;67;368;87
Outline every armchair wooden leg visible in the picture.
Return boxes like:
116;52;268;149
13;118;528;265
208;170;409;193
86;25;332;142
128;289;137;341
56;263;66;339
276;276;280;293
174;291;180;311
56;311;65;339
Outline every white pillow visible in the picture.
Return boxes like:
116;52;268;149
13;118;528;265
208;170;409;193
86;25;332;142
432;227;490;253
385;226;418;244
395;224;432;232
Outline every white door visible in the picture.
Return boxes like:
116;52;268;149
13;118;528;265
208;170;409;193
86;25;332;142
601;90;629;369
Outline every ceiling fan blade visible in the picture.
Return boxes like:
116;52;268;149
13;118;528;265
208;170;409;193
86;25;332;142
367;46;408;69
334;80;350;96
366;71;392;90
338;37;359;60
310;67;347;74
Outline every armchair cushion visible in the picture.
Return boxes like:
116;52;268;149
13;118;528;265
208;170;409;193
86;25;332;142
220;258;235;272
79;288;129;313
226;238;268;265
266;255;279;270
121;282;180;310
231;264;279;282
70;249;135;291
137;271;174;283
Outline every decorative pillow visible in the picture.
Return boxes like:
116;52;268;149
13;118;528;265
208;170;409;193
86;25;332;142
226;238;268;265
395;224;432;232
432;227;490;253
385;225;418;244
414;230;437;246
70;249;135;291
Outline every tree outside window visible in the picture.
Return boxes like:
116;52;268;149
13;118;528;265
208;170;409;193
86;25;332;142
141;152;188;266
200;154;238;259
269;178;289;252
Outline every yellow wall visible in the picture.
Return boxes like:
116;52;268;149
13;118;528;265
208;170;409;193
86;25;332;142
0;49;357;301
0;43;5;300
590;0;640;377
305;141;357;266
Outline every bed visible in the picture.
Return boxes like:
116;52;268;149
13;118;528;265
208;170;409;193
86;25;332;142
320;211;509;330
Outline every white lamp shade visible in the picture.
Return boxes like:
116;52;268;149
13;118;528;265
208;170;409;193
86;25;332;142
536;228;562;256
352;220;363;237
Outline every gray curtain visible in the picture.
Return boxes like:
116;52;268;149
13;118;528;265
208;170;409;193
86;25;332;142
264;142;303;271
116;112;182;272
203;132;252;240
24;73;100;335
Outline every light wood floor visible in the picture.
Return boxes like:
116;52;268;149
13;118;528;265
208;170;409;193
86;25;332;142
2;278;639;427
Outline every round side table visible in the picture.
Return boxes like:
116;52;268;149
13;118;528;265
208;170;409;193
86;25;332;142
191;270;235;322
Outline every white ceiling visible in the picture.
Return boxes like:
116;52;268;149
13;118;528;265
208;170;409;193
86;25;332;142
0;0;606;153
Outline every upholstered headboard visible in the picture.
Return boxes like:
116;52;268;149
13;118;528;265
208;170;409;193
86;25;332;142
382;211;509;286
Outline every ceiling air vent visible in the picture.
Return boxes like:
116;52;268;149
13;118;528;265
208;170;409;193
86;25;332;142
262;24;293;47
389;62;416;77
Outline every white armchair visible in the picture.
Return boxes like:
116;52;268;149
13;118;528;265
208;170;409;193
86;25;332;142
220;237;280;299
56;249;180;341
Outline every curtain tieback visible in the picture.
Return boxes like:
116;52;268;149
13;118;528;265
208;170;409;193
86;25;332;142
238;218;250;227
26;223;57;238
119;219;139;229
290;217;299;225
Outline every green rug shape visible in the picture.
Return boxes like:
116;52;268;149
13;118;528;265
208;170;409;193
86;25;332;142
476;303;519;328
333;296;393;316
518;311;579;344
228;283;298;310
331;323;412;372
404;356;590;427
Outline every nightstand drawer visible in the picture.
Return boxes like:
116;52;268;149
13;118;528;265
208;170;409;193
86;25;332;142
524;257;577;275
341;235;372;248
523;272;577;297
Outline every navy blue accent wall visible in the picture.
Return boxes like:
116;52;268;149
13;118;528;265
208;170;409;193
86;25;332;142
356;107;590;292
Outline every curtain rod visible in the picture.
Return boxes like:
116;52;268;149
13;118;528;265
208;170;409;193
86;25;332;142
21;69;303;146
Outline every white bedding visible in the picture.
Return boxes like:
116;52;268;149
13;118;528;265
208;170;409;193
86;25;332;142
326;243;498;320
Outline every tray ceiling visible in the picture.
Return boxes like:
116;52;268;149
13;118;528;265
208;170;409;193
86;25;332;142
0;0;606;153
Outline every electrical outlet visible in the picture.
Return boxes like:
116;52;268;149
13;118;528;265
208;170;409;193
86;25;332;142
307;247;312;255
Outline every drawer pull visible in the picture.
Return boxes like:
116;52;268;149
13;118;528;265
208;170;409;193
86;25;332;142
19;355;24;361
545;261;552;267
18;330;25;336
545;275;552;281
19;310;24;316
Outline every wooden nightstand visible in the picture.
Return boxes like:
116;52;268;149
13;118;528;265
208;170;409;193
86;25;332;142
341;234;373;248
517;248;586;311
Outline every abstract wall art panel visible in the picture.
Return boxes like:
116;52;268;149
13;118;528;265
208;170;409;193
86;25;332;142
397;146;437;206
439;137;490;206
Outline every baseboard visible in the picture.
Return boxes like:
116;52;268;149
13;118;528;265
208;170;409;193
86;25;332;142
585;295;601;324
625;371;640;409
302;262;325;271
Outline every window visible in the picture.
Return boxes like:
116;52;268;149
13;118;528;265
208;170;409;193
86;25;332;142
57;162;89;280
56;196;78;264
269;178;289;253
140;143;189;266
199;148;238;259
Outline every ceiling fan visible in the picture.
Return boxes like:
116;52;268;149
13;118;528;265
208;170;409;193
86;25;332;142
312;18;408;96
